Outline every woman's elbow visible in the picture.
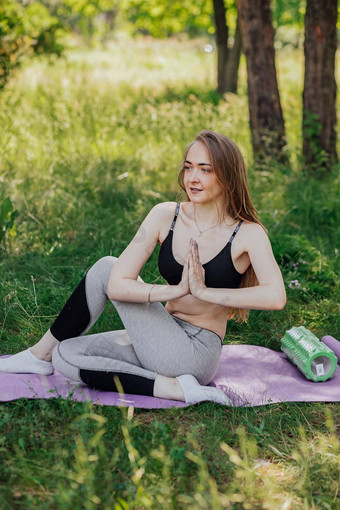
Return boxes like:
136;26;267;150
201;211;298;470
272;288;287;310
107;286;115;301
107;282;121;301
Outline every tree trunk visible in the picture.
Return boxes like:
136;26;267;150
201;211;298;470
224;17;242;93
303;0;338;170
237;0;286;162
213;0;242;95
213;0;229;95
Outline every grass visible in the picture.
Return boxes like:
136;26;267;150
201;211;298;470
0;37;339;508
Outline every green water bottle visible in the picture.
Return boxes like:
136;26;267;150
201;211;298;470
280;326;338;382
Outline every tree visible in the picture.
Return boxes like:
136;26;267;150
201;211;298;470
237;0;286;162
272;0;305;49
56;0;119;42
302;0;338;171
212;0;242;94
120;0;213;39
0;0;63;89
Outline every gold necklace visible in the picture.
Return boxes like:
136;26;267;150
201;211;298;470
193;206;223;237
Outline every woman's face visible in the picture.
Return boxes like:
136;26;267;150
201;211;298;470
183;142;224;205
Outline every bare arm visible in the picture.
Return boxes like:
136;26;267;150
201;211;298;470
107;203;189;303
189;225;286;311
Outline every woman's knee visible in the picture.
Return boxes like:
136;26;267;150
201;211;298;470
92;256;117;272
52;342;81;382
184;362;218;386
197;365;218;386
87;256;117;292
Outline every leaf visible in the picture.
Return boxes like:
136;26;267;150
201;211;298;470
0;196;13;223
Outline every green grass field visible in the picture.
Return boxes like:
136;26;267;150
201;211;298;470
0;37;339;508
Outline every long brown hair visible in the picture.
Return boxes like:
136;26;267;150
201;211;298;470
178;129;264;322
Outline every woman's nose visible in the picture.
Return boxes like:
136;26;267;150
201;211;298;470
189;168;200;181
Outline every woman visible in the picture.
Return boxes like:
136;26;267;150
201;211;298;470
0;130;286;404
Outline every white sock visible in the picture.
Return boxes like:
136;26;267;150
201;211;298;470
176;374;233;406
0;349;54;375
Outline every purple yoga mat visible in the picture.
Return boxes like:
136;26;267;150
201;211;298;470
1;342;339;408
321;336;340;363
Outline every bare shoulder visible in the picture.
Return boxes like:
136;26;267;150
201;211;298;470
151;201;178;215
132;202;177;235
239;221;270;247
241;221;267;236
147;201;177;224
147;202;178;243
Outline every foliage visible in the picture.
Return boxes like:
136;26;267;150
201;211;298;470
0;0;312;92
0;195;18;245
272;0;306;48
0;401;339;508
302;109;336;175
56;0;120;41
0;0;64;88
120;0;214;38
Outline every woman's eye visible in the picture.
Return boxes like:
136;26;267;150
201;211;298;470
184;166;212;173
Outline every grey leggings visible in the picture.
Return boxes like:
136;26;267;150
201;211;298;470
51;257;222;396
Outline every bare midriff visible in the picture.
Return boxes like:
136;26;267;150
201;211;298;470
165;294;228;341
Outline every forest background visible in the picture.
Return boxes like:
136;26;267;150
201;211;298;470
0;1;339;508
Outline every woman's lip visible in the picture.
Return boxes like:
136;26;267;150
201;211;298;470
189;187;202;192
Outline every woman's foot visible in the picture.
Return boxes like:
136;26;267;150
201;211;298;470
176;374;232;405
0;349;54;375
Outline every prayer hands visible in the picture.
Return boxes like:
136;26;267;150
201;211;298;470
178;254;190;296
178;239;206;299
188;239;206;299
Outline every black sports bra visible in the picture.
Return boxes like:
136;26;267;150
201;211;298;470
158;203;244;289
